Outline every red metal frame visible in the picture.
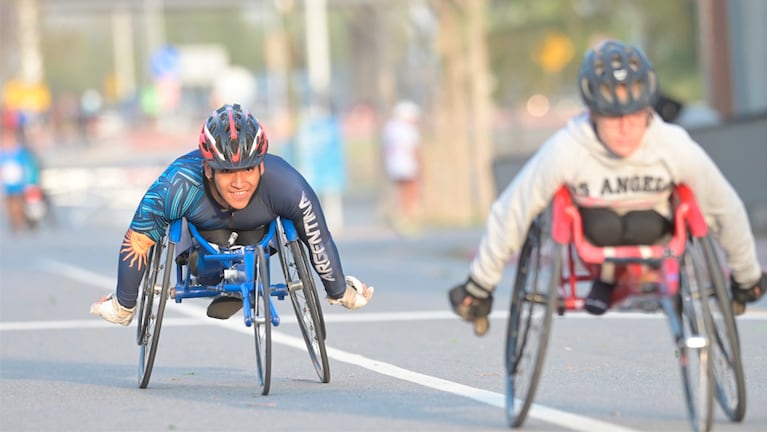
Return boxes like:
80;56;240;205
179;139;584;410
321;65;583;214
550;185;708;312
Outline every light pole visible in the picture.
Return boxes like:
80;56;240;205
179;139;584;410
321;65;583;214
112;5;137;102
18;0;43;84
303;0;344;232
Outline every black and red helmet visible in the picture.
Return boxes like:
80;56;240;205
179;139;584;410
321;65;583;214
577;40;659;116
199;104;268;170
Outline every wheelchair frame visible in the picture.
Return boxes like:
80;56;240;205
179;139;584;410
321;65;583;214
504;185;746;432
135;217;330;395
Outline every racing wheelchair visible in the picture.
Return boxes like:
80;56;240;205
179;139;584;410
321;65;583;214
504;185;746;432
135;217;330;395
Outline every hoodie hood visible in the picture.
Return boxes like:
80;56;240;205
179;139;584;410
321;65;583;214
565;111;619;163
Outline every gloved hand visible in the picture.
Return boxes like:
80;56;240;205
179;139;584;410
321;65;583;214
448;277;493;336
328;276;374;310
731;271;766;315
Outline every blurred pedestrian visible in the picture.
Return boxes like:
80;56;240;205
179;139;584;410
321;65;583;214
294;99;347;233
0;107;43;232
381;100;422;234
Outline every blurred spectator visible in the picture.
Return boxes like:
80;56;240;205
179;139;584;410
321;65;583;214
51;91;82;146
80;89;103;144
294;99;347;232
0;107;44;232
381;100;422;234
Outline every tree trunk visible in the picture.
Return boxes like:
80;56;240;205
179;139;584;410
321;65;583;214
423;1;473;225
422;0;494;225
466;0;496;218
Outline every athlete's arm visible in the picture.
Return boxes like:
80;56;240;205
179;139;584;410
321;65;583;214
668;127;761;285
114;151;205;307
264;156;347;298
469;133;572;291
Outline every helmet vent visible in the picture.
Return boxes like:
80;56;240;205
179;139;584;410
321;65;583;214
599;83;614;104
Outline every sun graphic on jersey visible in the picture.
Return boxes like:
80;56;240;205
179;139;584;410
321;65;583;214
120;229;156;270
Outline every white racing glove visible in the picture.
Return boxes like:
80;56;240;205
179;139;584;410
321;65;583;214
328;276;374;310
90;293;136;326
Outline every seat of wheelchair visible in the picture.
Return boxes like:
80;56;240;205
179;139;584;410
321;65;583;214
553;185;705;266
551;184;710;311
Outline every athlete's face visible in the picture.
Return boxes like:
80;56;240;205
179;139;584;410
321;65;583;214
592;108;651;157
205;163;263;210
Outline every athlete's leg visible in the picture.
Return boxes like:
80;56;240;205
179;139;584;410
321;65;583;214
579;206;622;246
579;207;621;314
623;210;672;245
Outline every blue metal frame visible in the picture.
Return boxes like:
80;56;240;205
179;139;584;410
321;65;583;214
168;217;300;328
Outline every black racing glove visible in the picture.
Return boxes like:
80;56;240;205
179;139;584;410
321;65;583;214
730;272;766;315
448;278;493;329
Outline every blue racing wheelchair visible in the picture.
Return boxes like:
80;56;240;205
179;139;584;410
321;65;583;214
135;217;330;395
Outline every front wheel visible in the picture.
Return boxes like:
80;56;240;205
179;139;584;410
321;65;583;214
505;213;559;428
253;247;272;395
678;248;715;432
136;234;174;389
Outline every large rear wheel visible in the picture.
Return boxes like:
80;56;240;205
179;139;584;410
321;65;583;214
137;234;174;389
505;212;560;428
277;230;330;383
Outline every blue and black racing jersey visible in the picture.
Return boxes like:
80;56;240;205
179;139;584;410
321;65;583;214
115;150;345;307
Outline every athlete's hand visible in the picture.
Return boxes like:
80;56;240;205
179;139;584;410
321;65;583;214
328;276;374;310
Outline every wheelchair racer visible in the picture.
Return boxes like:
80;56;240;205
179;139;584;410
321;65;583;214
91;103;373;326
449;39;765;335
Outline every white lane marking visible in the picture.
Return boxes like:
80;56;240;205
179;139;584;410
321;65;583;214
14;258;762;432
320;310;767;322
0;318;205;331
4;306;765;332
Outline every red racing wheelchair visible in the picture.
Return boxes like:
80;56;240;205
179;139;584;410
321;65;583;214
505;185;745;432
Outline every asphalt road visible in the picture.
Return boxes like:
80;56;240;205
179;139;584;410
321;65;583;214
1;193;766;432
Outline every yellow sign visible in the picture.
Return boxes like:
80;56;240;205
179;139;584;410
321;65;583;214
2;79;52;112
537;33;575;73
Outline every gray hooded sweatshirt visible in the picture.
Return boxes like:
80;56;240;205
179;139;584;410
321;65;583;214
469;111;761;291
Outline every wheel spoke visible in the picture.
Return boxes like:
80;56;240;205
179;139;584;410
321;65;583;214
505;211;558;428
277;224;330;384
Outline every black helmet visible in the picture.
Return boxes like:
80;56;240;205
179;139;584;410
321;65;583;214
199;104;268;170
577;40;659;116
